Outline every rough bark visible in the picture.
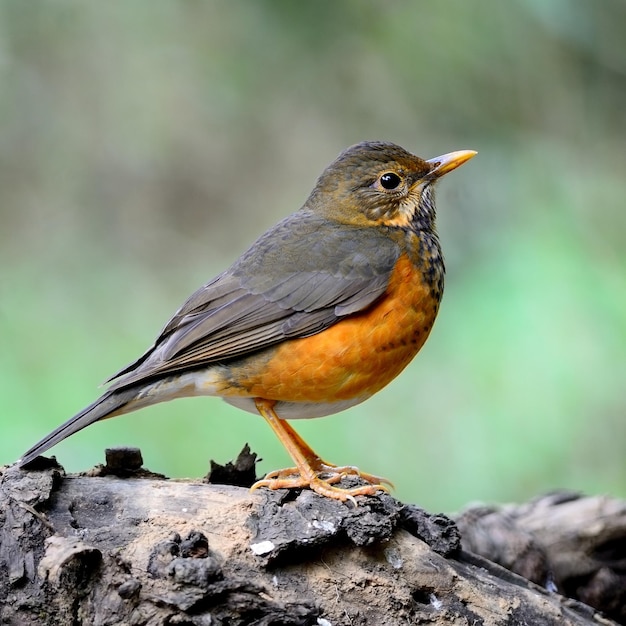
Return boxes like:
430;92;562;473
1;448;624;626
457;491;626;624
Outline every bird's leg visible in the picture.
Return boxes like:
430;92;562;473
250;398;391;503
263;416;394;487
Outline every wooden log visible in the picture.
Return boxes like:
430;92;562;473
0;449;622;625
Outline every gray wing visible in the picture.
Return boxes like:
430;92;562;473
107;211;400;391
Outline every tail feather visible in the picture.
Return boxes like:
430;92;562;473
17;388;139;467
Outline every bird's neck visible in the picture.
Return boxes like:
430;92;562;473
399;227;445;298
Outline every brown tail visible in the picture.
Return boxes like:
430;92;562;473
17;387;139;467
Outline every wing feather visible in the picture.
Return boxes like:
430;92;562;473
107;212;401;392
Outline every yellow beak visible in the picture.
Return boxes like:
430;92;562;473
425;150;477;179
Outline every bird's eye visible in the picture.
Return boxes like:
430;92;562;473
379;172;402;190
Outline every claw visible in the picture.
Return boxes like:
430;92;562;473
251;470;388;503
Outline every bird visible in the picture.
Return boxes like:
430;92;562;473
18;141;476;503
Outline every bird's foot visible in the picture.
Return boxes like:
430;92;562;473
251;461;392;505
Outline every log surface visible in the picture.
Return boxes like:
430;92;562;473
0;452;623;625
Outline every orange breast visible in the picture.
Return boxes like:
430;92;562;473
221;254;440;404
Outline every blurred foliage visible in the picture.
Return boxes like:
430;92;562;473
0;0;624;511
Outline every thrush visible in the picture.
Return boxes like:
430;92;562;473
19;141;476;503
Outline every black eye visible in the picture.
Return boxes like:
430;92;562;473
379;172;402;190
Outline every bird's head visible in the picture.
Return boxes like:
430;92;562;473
308;141;476;232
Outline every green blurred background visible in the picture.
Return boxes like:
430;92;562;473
1;1;624;512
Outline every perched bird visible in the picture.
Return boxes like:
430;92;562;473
19;141;476;502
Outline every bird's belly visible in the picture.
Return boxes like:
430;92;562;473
215;255;441;408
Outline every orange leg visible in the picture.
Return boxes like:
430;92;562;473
250;398;392;504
